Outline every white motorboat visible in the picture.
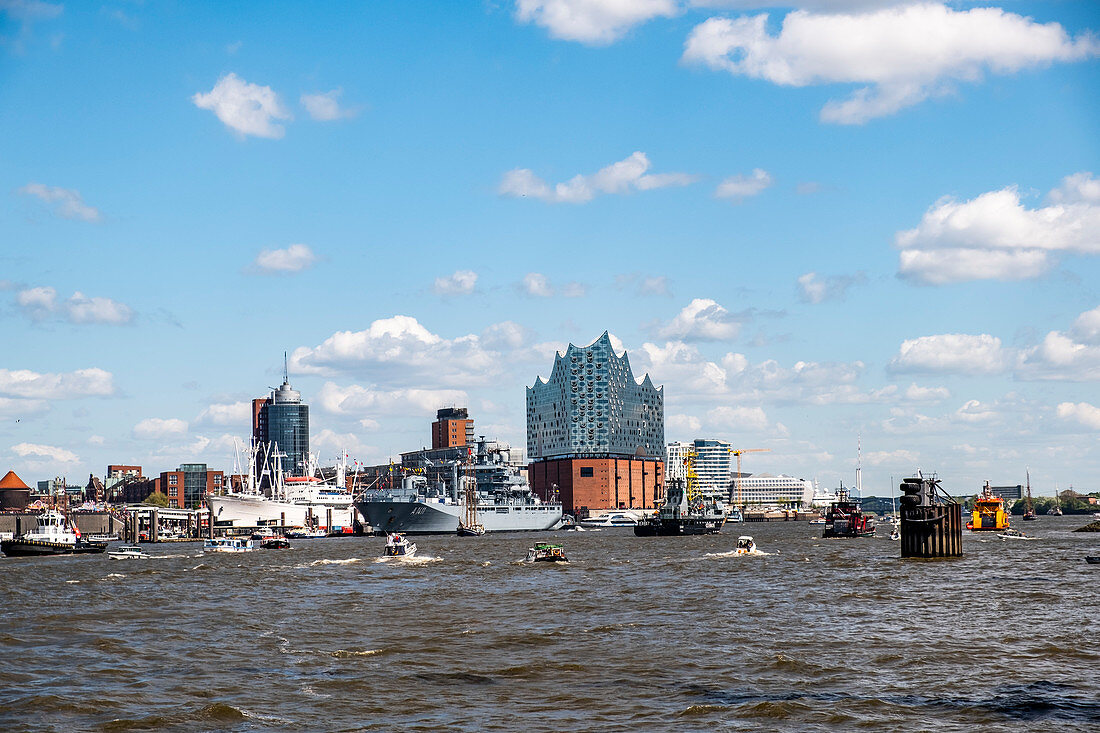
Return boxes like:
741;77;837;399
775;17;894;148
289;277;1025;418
203;537;256;553
889;527;900;541
735;536;757;555
998;528;1039;541
382;533;416;557
578;511;642;528
808;517;825;525
108;545;150;560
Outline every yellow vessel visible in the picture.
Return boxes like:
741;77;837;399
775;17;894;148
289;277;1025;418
968;481;1009;531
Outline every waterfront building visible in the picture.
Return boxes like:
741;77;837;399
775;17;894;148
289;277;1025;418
526;332;665;516
0;470;31;510
989;484;1023;502
729;473;814;508
159;464;223;509
666;439;734;499
252;369;310;481
432;407;473;449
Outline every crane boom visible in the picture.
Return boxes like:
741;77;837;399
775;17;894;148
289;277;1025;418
731;448;771;507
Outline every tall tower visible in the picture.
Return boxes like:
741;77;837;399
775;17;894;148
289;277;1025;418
253;356;310;482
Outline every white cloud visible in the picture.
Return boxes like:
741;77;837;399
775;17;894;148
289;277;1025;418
11;441;78;463
797;271;865;303
640;341;730;396
318;382;468;416
19;183;101;222
192;73;291;139
666;413;702;436
1016;330;1100;382
658;298;741;341
904;383;949;402
863;448;919;467
88;435;105;445
480;321;530;350
0;397;48;418
433;270;478;296
521;272;554;297
133;417;189;439
300;88;357;121
499;151;696;204
888;334;1010;375
1072;306;1100;345
706;405;786;435
896;173;1100;284
291;316;500;386
560;282;588;298
311;428;375;460
197;401;250;426
683;4;1099;123
1056;402;1100;430
515;0;677;45
714;168;772;201
0;367;115;399
1;1;64;23
253;244;316;273
15;286;133;324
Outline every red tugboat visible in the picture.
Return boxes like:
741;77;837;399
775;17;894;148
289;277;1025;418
822;485;875;538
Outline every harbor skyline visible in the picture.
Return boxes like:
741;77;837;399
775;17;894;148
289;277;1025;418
2;1;1098;495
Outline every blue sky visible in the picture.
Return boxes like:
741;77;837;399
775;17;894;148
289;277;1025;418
1;0;1098;496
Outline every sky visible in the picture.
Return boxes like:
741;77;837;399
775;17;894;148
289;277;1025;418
1;0;1098;497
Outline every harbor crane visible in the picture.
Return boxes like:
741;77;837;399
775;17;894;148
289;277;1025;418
731;448;771;507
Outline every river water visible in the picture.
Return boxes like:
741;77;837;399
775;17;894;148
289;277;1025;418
2;517;1098;732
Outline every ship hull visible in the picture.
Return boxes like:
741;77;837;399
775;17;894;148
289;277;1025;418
208;495;355;531
0;538;106;556
633;517;725;536
356;499;562;534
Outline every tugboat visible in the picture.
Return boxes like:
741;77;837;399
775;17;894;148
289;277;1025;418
633;479;726;536
968;481;1009;531
382;533;416;557
525;542;568;562
259;536;291;549
822;485;875;538
1;508;108;557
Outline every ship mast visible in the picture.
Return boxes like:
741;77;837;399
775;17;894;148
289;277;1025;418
856;434;862;499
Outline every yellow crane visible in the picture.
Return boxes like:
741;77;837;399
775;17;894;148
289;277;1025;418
732;448;770;507
685;449;699;504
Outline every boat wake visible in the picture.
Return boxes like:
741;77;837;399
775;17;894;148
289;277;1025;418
306;557;363;567
703;549;773;558
374;555;441;564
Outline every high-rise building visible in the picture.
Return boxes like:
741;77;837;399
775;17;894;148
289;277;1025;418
666;439;733;499
252;366;310;481
527;332;664;516
431;407;473;449
159;464;223;509
730;473;814;508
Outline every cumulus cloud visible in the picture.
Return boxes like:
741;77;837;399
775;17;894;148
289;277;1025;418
133;417;189;439
706;405;785;435
1016;328;1100;382
514;0;677;45
896;172;1100;284
521;272;554;297
683;4;1099;123
863;448;919;467
480;321;530;350
253;244;316;274
1057;402;1100;430
192;73;291;139
797;271;866;303
666;413;702;436
11;441;78;464
888;334;1011;375
300;88;357;121
291;315;501;386
433;270;478;296
14;286;133;324
197;401;250;426
499;152;696;204
317;382;468;416
311;428;376;460
714;168;772;201
18;183;101;222
658;299;741;341
1071;305;1100;344
0;367;115;399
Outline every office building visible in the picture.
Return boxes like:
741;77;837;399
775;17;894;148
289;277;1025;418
666;439;733;499
432;407;473;449
253;370;310;481
527;332;664;516
730;473;814;508
159;464;223;509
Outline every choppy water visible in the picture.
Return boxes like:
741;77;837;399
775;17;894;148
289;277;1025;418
2;517;1098;732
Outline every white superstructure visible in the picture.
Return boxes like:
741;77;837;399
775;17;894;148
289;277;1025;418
734;473;815;508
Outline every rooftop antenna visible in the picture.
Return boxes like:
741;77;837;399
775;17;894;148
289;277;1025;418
283;351;289;384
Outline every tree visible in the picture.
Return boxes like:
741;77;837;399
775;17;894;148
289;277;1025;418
143;491;170;508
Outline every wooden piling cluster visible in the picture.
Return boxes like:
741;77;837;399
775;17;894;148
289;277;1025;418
900;503;962;558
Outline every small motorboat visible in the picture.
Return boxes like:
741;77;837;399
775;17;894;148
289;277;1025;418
578;512;641;528
1085;557;1100;564
734;536;757;555
997;528;1038;540
889;527;901;541
260;536;291;549
286;528;328;539
107;545;150;560
382;533;417;557
203;537;255;553
525;542;568;563
808;517;825;526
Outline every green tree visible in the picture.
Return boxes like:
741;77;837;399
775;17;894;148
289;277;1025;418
143;491;170;507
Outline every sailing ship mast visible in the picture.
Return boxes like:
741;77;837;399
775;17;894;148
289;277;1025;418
1024;467;1035;519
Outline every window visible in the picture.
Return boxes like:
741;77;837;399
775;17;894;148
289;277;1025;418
580;467;594;477
168;475;178;485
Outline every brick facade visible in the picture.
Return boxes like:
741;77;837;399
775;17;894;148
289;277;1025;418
529;457;664;517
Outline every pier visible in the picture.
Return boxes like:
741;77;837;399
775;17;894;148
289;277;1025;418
899;475;963;558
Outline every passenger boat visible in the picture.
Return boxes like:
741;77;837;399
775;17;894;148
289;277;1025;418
968;481;1009;531
734;536;757;555
808;516;825;525
822;486;875;538
998;528;1037;540
1085;557;1100;564
108;545;150;560
1;508;108;557
578;511;642;528
286;528;328;539
203;537;255;553
382;533;416;557
259;536;291;549
525;542;568;563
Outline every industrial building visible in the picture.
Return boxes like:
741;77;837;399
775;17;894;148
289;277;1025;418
526;332;665;516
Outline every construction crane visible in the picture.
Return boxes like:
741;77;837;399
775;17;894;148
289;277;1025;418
684;449;700;504
731;448;771;507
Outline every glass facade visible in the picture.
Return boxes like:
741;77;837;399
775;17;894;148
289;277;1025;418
527;332;664;460
257;379;310;478
179;463;208;508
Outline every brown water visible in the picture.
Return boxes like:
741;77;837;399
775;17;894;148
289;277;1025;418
2;518;1098;732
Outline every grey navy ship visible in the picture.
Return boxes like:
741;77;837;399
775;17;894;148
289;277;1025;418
355;439;563;534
